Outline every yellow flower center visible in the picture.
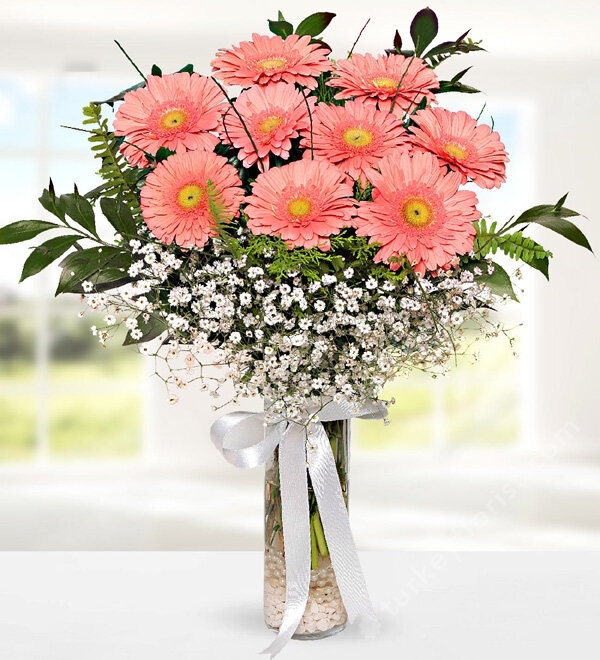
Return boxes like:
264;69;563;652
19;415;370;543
256;57;287;71
444;142;468;160
401;197;434;228
160;108;188;131
342;127;374;148
177;184;204;210
287;197;312;219
371;76;398;90
259;115;284;133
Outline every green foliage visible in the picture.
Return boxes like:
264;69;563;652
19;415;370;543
99;196;138;238
0;220;60;245
267;11;334;51
410;8;438;57
61;188;98;238
268;10;335;39
296;12;336;37
123;314;168;345
474;218;553;279
507;194;592;252
473;195;591;281
206;180;243;259
437;66;481;94
423;32;485;68
243;231;389;282
388;6;484;75
329;232;379;265
39;180;66;220
55;246;130;295
20;234;82;282
463;259;519;301
314;72;342;105
82;102;141;212
268;18;293;38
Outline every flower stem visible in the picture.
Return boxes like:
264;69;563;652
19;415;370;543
311;519;319;570
312;510;329;557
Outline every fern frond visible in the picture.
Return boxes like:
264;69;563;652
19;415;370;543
474;220;553;275
82;103;141;215
206;180;242;259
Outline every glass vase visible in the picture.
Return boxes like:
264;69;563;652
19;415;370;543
263;419;349;639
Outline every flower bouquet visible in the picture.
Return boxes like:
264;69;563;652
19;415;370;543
0;6;592;655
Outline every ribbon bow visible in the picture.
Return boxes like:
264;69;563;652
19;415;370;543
211;399;386;657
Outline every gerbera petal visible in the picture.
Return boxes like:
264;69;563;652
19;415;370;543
211;33;331;89
220;82;315;169
327;53;438;118
408;107;509;189
140;150;245;248
354;151;480;274
245;160;356;250
300;100;410;183
114;72;226;167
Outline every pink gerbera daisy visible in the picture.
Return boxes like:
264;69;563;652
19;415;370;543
211;33;331;89
301;100;409;184
245;160;355;250
354;151;480;275
114;72;226;167
140;150;245;248
409;107;509;189
220;82;315;170
327;53;438;118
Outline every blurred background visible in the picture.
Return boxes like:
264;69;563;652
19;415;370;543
0;0;598;550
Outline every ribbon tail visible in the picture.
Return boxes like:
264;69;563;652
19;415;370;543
307;422;377;624
262;424;311;658
210;411;279;469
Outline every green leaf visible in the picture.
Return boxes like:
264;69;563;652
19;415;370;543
100;197;138;237
150;64;162;76
528;216;591;251
60;190;98;237
0;220;60;245
310;38;332;53
80;264;134;293
511;201;592;252
464;260;519;301
437;80;481;94
423;39;459;60
393;30;402;52
410;7;438;56
94;81;145;107
451;67;472;83
154;146;176;162
123;314;168;346
528;255;550;279
268;19;294;38
422;30;485;68
55;246;127;295
39;181;66;220
178;64;194;74
20;234;82;282
295;12;336;37
277;10;286;21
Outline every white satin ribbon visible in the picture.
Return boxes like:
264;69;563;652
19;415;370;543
210;399;387;657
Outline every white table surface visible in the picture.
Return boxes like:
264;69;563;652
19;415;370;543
0;551;597;660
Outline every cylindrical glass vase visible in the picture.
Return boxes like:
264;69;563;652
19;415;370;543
263;419;349;639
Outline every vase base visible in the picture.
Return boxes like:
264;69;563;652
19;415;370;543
264;549;348;637
292;622;347;640
265;621;347;640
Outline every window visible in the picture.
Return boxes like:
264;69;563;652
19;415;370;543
356;98;536;451
0;73;144;463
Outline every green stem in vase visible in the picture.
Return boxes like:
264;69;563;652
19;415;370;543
311;518;319;570
312;509;329;556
